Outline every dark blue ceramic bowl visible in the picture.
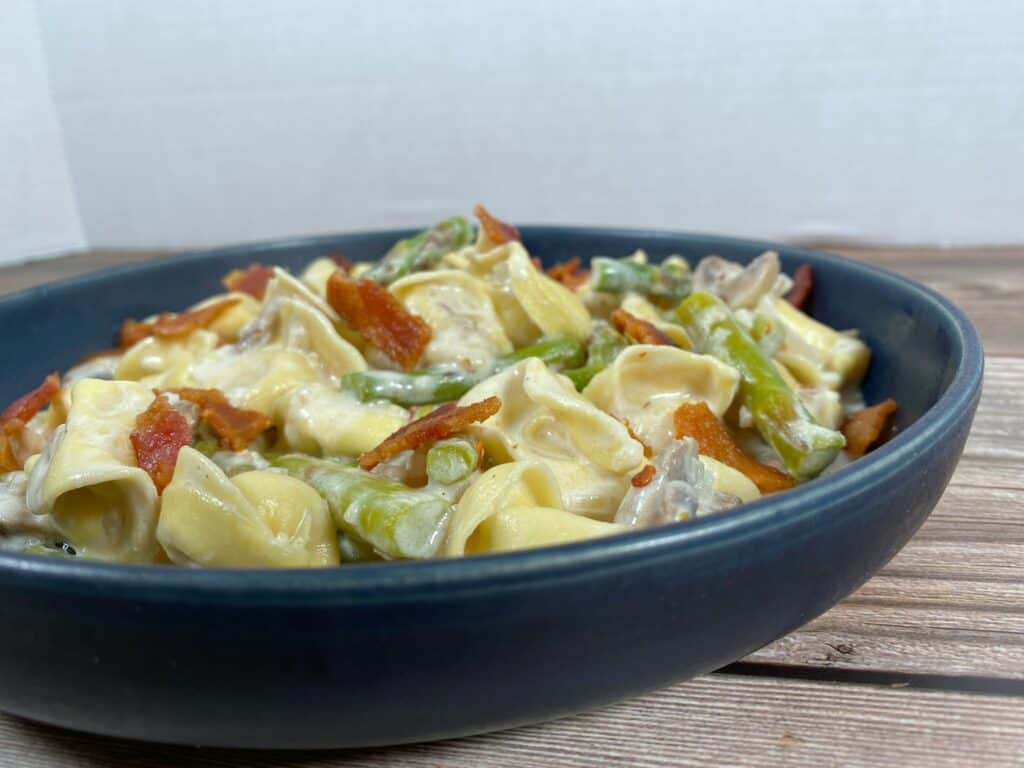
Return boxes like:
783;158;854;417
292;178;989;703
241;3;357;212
0;229;982;748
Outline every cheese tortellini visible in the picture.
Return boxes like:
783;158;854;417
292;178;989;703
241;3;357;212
158;447;338;567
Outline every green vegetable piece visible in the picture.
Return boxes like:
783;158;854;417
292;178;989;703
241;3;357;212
337;533;383;564
341;335;585;406
589;255;691;300
563;322;628;390
676;292;845;479
426;438;479;486
273;455;451;559
364;216;474;285
494;335;586;372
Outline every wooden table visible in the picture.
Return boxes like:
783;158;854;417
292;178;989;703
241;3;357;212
0;245;1021;767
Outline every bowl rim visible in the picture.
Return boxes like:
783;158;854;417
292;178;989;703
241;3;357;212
0;227;985;602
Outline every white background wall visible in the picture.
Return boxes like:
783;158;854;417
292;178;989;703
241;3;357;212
3;0;1023;264
0;0;85;264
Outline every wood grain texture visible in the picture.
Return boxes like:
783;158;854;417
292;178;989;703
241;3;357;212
1;675;1022;768
0;245;1021;766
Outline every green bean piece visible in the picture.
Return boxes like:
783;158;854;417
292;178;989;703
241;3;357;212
273;455;451;559
426;438;479;486
676;292;845;479
563;322;629;390
364;216;474;285
589;256;691;300
341;369;477;406
493;335;586;372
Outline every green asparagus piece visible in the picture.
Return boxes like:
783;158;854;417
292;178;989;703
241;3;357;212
589;255;691;300
274;455;451;560
341;369;477;406
676;292;844;479
342;336;586;406
426;438;479;485
563;322;628;390
337;533;383;564
493;335;586;372
364;216;474;285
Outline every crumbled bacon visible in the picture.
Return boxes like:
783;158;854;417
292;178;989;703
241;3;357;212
331;253;354;273
842;399;898;457
622;419;652;458
1;373;60;424
166;387;272;451
130;396;192;493
359;396;501;470
674;401;796;494
119;298;240;348
325;271;432;369
786;264;814;310
631;465;656;488
0;425;20;473
473;204;521;245
610;309;676;347
222;263;275;299
546;257;590;290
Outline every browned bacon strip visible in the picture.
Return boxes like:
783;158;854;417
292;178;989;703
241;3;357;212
786;264;814;310
842;399;898;457
130;396;192;493
547;257;590;290
359;396;501;470
326;271;432;369
167;387;273;451
119;298;240;348
473;204;521;245
610;309;676;347
674;401;796;494
222;263;275;299
631;464;656;488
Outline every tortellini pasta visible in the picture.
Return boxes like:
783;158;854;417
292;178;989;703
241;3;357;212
583;345;740;452
462;242;591;345
158;447;339;567
24;379;160;562
445;461;625;556
275;383;409;456
460;358;645;519
390;270;512;370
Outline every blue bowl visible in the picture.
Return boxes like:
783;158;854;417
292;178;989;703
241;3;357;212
0;229;983;748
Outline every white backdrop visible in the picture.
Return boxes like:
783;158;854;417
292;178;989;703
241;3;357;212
3;0;1024;264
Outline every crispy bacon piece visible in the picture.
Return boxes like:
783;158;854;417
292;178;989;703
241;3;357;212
325;271;432;369
842;399;898;457
473;204;521;245
631;464;656;488
546;257;590;290
119;298;240;348
674;401;796;494
167;387;273;451
1;373;60;424
611;309;676;347
0;424;21;473
622;419;652;458
359;396;501;471
130;396;192;493
222;263;275;299
331;253;354;273
786;264;814;310
0;373;60;472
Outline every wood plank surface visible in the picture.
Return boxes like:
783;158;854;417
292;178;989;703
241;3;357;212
2;675;1022;768
0;245;1021;766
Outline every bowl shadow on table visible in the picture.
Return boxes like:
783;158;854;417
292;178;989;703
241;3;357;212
6;712;497;767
